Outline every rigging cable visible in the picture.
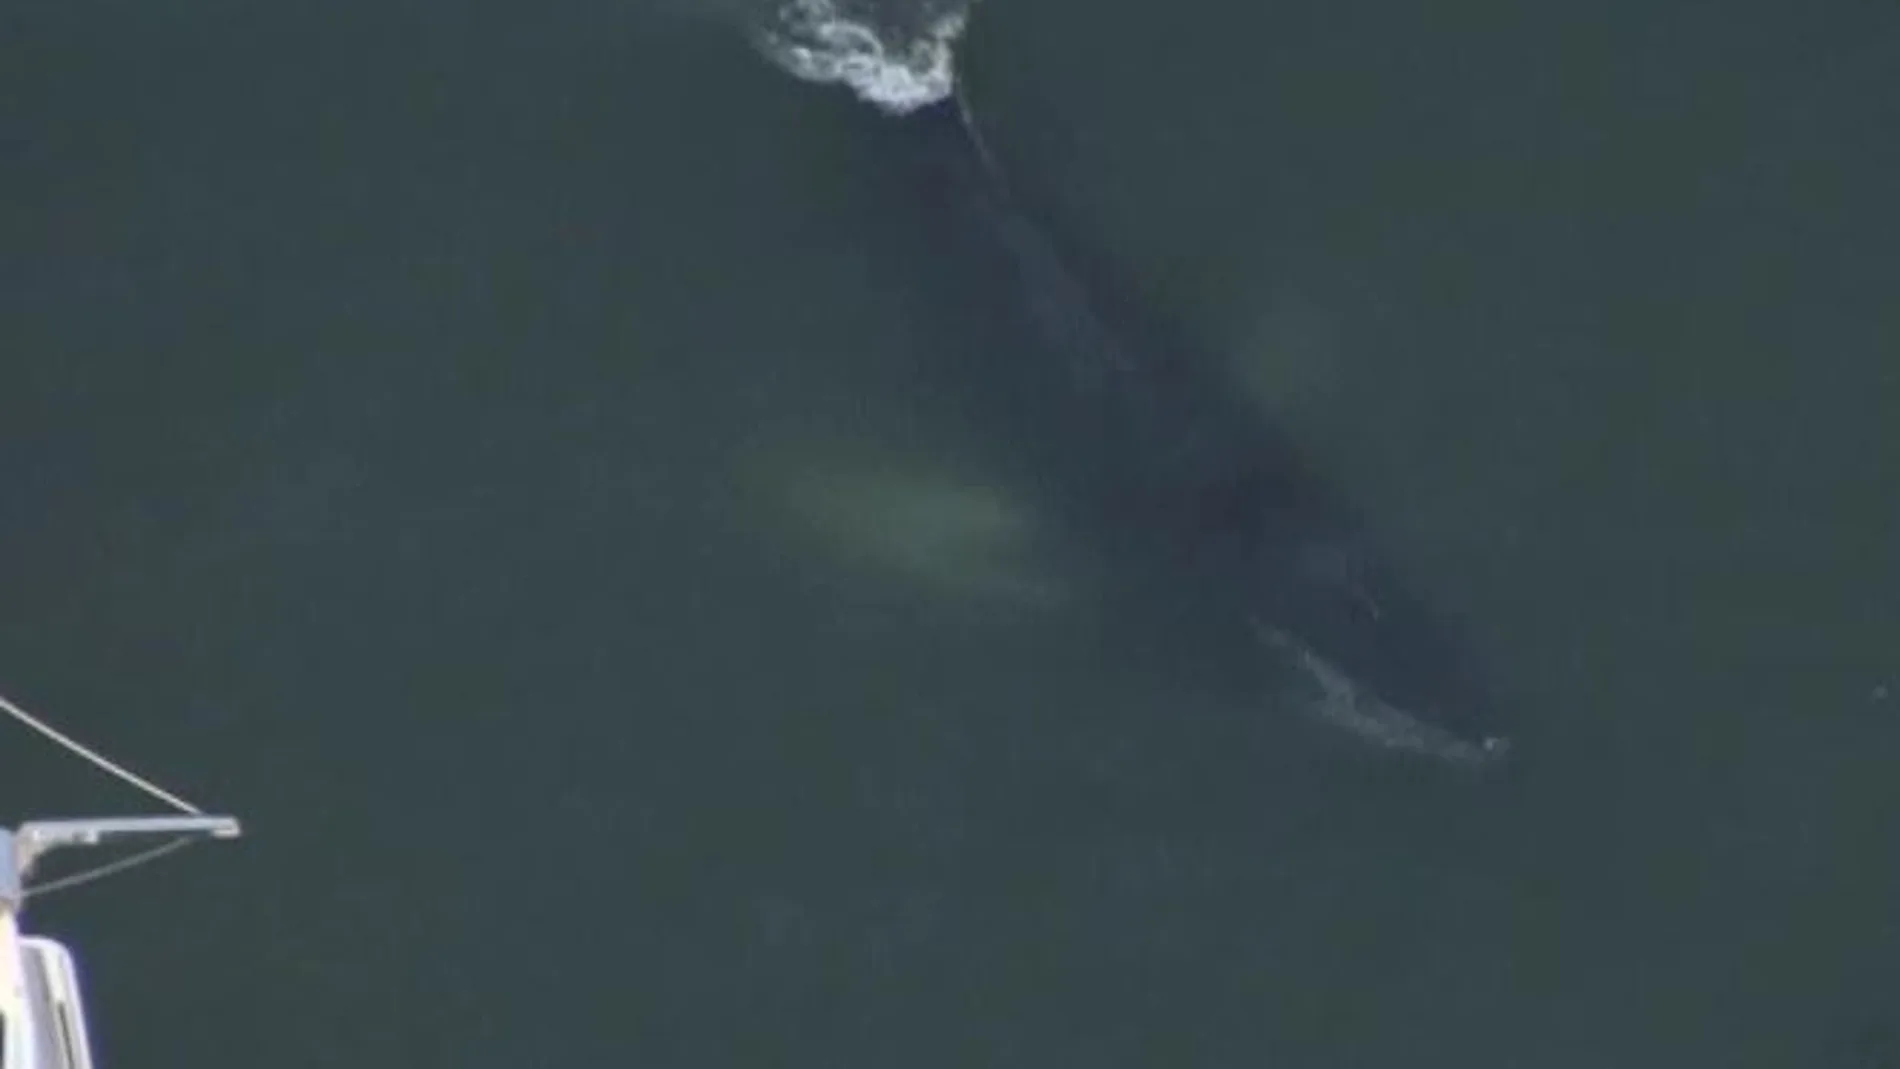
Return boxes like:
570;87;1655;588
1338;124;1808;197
3;688;215;900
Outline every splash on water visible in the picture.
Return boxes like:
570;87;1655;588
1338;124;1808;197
752;0;970;114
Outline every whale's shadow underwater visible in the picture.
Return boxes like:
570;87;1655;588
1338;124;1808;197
791;84;1512;772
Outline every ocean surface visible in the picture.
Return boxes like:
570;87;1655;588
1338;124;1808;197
3;1;1896;1066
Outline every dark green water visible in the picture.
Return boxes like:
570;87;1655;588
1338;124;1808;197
3;2;1896;1066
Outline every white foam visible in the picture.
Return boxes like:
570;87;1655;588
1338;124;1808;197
752;0;969;114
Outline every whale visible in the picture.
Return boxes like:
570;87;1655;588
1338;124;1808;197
852;83;1512;768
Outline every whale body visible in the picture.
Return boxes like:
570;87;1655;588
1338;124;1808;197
844;91;1511;768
